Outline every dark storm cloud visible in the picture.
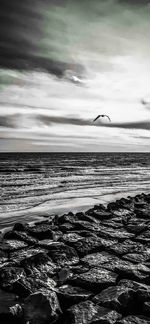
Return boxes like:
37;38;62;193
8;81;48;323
0;0;83;76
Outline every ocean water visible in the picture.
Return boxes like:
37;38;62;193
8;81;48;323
0;152;150;228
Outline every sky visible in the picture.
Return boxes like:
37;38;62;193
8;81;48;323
0;0;150;152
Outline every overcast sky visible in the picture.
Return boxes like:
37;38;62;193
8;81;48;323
0;0;150;152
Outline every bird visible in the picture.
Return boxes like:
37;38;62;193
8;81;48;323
93;114;111;122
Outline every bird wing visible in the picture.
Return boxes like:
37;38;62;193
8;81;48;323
93;115;100;122
105;115;111;122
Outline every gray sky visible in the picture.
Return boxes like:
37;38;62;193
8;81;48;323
0;0;150;151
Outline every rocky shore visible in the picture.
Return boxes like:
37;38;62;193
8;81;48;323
1;193;150;323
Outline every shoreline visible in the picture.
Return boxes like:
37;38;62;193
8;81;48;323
0;192;150;323
0;188;148;231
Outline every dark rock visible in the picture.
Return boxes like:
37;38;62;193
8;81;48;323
136;231;150;243
117;315;150;323
143;301;150;316
48;243;79;267
63;300;121;324
71;236;117;257
9;248;47;266
57;285;92;309
88;210;113;221
4;230;37;245
37;239;63;249
62;233;83;244
92;285;136;313
98;226;135;241
108;240;144;256
13;222;29;231
69;267;117;292
123;252;150;263
0;266;26;291
27;224;55;240
0;288;19;317
81;252;119;268
23;289;62;324
118;279;150;302
60;223;76;233
0;239;28;252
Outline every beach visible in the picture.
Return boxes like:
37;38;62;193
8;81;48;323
0;192;150;323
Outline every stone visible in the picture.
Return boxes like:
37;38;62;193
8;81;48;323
71;236;117;257
0;288;19;318
23;289;62;324
143;301;150;316
48;243;79;267
93;285;136;313
123;252;150;263
27;224;55;240
117;315;150;323
62;233;83;244
57;285;92;309
118;279;150;302
4;230;37;245
81;252;119;268
69;267;117;292
136;231;150;243
9;248;47;266
63;300;121;324
0;239;28;251
0;266;26;291
108;240;144;256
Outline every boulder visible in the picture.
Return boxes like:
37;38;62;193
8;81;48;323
57;284;92;309
93;285;136;313
63;300;121;324
48;243;79;267
69;267;117;292
1;239;28;252
71;236;117;257
27;224;55;240
23;289;62;324
4;230;37;245
108;240;144;256
117;315;150;324
0;266;26;291
118;279;150;302
0;288;21;321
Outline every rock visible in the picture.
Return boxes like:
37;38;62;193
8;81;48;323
27;224;55;240
117;315;150;323
57;285;92;309
143;301;150;316
69;267;117;292
0;266;26;291
81;252;119;268
92;285;136;313
4;230;37;245
123;252;150;263
62;233;83;244
63;300;121;324
0;239;28;252
48;243;79;267
9;248;47;266
88;210;113;221
118;279;150;302
37;240;63;249
136;231;150;243
0;288;21;320
108;240;144;256
98;227;135;241
60;223;76;233
23;289;62;324
13;222;29;231
71;236;117;257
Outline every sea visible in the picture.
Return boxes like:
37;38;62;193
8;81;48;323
0;152;150;229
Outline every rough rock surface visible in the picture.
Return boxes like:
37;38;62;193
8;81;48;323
1;193;150;323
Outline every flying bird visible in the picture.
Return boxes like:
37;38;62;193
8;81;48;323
93;114;111;122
